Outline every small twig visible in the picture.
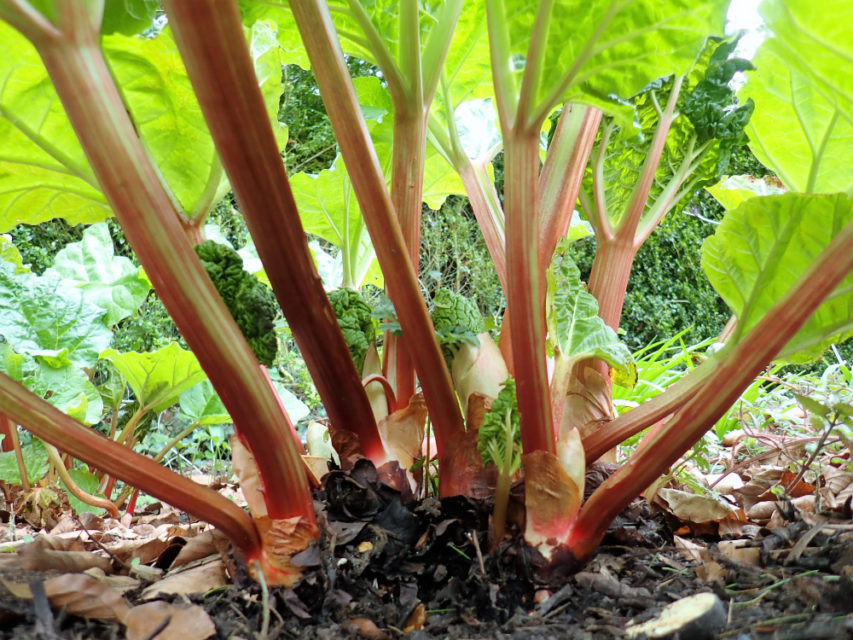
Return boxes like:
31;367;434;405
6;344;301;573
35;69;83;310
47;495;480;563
468;529;486;576
140;614;172;640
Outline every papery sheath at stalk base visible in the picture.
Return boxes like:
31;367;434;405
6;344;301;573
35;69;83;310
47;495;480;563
232;436;320;586
522;429;587;583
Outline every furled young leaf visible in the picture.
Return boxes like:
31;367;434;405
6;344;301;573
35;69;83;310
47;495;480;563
96;361;126;412
0;439;48;484
739;38;853;194
178;380;230;427
44;223;150;326
101;344;207;414
706;174;786;211
0;262;112;368
547;251;634;384
702;193;853;362
493;0;728;122
477;378;521;473
0;22;108;231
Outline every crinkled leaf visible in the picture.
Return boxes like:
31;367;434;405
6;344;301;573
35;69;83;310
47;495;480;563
96;361;126;411
739;37;853;194
61;468;106;515
0;22;109;231
0;262;112;368
0;439;48;484
547;251;635;385
101;344;207;413
44;223;150;325
178;380;230;426
584;39;753;233
706;174;786;211
701;193;853;362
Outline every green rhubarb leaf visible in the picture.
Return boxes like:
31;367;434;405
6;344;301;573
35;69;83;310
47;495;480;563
706;174;787;211
61;468;105;515
0;439;48;484
33;363;103;425
0;236;26;272
0;22;109;232
739;37;853;194
547;249;635;386
249;20;290;153
268;377;310;424
701;193;853;362
0;262;112;368
44;223;150;326
290;156;378;289
584;39;753;233
493;0;727;123
101;0;160;36
102;27;226;218
237;1;311;69
757;0;853;125
178;380;230;427
101;343;207;414
96;361;126;412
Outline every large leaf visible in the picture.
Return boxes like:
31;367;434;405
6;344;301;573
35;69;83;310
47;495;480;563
547;250;634;384
701;193;853;362
44;223;150;326
706;174;786;211
101;0;160;36
290;157;377;289
584;41;753;233
0;439;48;484
0;262;112;368
101;343;207;413
0;343;102;425
739;38;853;194
0;22;109;232
494;0;728;121
178;380;230;427
758;0;853;125
248;20;290;153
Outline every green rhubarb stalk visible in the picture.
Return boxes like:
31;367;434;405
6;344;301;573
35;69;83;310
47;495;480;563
162;0;385;464
0;0;313;522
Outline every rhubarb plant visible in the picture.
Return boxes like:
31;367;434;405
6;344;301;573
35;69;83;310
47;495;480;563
0;0;851;588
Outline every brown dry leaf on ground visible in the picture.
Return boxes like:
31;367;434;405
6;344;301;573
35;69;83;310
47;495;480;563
123;601;216;640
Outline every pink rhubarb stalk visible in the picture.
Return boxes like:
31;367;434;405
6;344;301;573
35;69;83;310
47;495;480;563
3;1;314;523
289;0;465;460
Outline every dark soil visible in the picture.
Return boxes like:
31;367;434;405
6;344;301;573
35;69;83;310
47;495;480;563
1;460;851;639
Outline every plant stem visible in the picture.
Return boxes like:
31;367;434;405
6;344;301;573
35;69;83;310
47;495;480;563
0;373;261;559
289;0;465;456
164;0;383;464
45;442;119;517
10;1;313;522
504;129;554;455
570;211;853;563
